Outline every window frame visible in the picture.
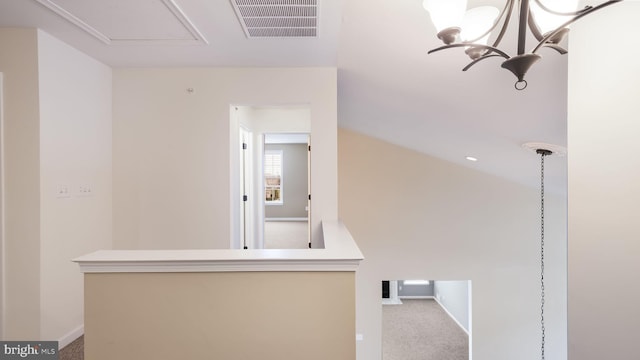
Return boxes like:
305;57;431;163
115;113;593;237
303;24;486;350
264;149;284;205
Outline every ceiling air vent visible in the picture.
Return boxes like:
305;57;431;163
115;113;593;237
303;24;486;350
231;0;318;38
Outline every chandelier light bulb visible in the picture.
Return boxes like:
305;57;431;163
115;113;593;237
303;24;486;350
461;6;500;45
422;0;468;33
530;0;580;35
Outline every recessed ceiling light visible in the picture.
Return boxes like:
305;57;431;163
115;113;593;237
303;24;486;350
466;156;478;162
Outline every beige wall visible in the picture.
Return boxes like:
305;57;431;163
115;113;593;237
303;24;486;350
568;3;640;359
84;271;355;360
0;28;42;340
338;129;567;360
37;30;112;343
0;28;112;343
112;68;336;250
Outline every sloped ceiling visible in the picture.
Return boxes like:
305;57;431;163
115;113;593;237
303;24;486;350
0;0;578;193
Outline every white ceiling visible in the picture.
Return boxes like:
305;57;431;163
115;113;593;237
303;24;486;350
0;0;578;194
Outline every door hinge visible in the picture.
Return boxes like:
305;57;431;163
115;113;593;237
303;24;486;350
308;145;311;151
243;195;248;201
242;143;247;150
308;194;311;200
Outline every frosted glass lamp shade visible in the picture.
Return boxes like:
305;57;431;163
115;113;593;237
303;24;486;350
461;6;500;45
422;0;468;32
530;0;579;34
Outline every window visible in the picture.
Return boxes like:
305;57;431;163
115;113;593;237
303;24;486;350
403;280;430;285
264;150;283;204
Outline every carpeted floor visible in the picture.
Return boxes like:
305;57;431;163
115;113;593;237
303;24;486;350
59;336;83;360
383;299;469;360
264;221;309;249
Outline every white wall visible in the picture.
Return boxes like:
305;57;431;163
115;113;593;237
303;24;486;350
338;129;567;360
568;3;640;359
434;280;470;333
37;31;112;345
113;68;335;250
0;27;41;340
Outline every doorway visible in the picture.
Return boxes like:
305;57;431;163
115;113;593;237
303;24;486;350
230;105;311;249
382;279;472;360
263;133;310;249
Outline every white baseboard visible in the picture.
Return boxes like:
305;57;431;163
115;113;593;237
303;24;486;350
265;217;307;222
58;324;84;349
382;298;403;305
434;298;469;336
399;295;434;300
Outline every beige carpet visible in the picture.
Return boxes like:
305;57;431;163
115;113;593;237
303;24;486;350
59;335;83;360
264;221;309;249
383;299;469;360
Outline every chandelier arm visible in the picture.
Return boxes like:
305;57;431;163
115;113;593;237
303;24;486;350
542;44;568;55
464;0;513;46
533;0;594;16
532;0;622;54
428;44;510;59
490;0;516;49
528;9;545;42
462;54;504;72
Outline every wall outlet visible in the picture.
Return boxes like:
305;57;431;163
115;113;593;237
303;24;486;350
77;184;93;197
56;184;70;198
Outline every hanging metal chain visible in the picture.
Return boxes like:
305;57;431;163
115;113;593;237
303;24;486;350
537;149;551;360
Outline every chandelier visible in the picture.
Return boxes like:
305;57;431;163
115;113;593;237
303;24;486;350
423;0;622;90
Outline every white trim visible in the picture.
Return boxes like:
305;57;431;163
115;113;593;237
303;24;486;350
74;221;363;274
398;295;434;300
468;281;473;360
75;258;362;273
381;298;402;305
265;217;307;222
434;298;470;336
264;133;309;144
0;72;5;339
58;325;84;349
161;0;209;44
34;0;208;45
264;201;283;206
34;0;111;43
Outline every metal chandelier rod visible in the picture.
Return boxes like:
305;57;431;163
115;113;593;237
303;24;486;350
425;0;623;90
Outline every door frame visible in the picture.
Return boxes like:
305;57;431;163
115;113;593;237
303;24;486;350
0;72;6;339
262;132;311;248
